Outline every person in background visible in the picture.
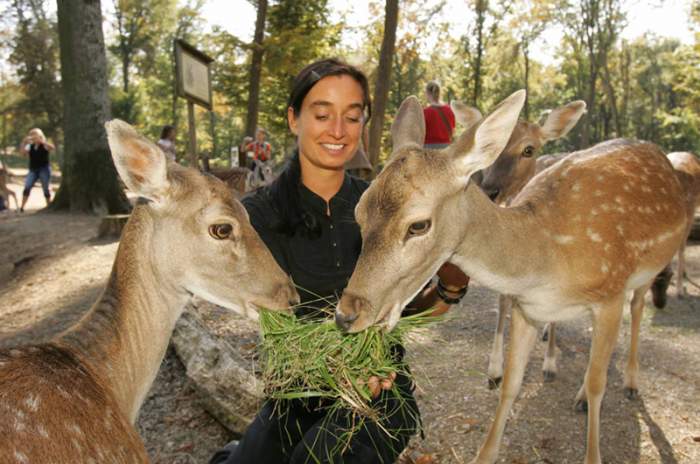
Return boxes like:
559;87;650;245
19;128;55;212
209;57;469;464
239;136;254;168
245;127;272;181
156;125;177;161
422;80;455;149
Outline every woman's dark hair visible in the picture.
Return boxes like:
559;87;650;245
269;58;371;238
288;58;372;122
160;125;175;140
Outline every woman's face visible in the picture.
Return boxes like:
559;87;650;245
288;74;365;171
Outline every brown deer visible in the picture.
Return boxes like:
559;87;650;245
210;163;275;196
335;91;688;464
651;151;700;306
0;120;298;463
451;100;586;387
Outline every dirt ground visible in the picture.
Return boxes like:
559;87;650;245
1;169;699;463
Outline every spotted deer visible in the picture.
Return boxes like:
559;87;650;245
211;163;275;196
0;120;298;463
334;91;687;464
651;151;700;306
451;99;586;388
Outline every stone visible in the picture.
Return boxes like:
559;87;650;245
171;306;263;433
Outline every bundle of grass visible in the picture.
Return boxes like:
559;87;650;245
259;308;439;453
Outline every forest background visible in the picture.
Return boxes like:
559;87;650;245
1;0;699;174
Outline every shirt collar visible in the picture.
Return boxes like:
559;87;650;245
298;174;355;218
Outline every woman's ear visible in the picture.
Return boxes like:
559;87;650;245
287;107;299;136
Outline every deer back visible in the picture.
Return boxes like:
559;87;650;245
0;345;148;463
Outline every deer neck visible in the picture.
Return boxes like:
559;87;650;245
56;206;189;423
450;181;552;297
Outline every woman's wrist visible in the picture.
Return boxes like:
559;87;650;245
436;279;468;304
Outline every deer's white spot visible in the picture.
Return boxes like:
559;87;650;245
69;423;84;437
37;425;49;438
616;224;624;236
587;228;602;242
554;235;575;245
660;187;667;194
601;263;609;274
9;349;22;358
596;174;604;182
623;184;631;191
572;183;581;192
14;451;29;464
24;394;39;412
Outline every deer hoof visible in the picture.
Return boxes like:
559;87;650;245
543;370;556;383
574;399;588;413
624;387;639;400
488;377;502;390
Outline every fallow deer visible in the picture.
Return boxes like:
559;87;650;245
0;120;298;463
211;163;275;196
451;100;586;387
335;91;688;464
651;151;700;306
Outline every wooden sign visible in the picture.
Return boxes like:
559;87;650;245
175;39;214;110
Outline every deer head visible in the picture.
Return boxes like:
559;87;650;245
451;100;586;204
335;91;526;332
106;120;298;319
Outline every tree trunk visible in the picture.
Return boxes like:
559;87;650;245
523;42;530;120
368;0;399;170
601;54;621;136
472;0;487;107
245;0;268;139
53;0;129;214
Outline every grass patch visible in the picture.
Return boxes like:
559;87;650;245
259;309;439;457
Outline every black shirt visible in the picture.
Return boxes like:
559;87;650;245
242;173;368;317
28;144;50;171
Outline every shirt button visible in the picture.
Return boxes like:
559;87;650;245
332;242;337;247
330;224;334;229
336;261;341;268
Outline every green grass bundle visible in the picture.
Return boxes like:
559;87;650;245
259;309;439;420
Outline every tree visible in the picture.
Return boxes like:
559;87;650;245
244;0;268;150
5;0;62;139
368;0;399;169
53;0;129;213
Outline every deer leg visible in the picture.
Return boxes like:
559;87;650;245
471;305;537;464
541;322;551;341
676;244;687;298
579;297;624;464
487;294;511;389
624;283;651;400
542;323;557;382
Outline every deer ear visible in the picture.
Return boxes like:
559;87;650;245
390;96;425;156
105;119;170;203
540;100;586;141
447;90;526;179
450;100;482;128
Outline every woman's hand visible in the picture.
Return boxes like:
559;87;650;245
367;372;397;398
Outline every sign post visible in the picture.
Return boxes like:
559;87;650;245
174;39;214;169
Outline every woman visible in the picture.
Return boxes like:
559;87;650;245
156;125;177;161
423;81;455;149
19;128;55;212
211;58;468;464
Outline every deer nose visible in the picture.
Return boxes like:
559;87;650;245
484;186;500;201
335;310;358;331
285;278;300;307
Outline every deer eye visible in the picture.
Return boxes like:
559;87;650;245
408;220;431;237
522;146;535;157
209;223;233;240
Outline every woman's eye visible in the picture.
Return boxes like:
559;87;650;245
209;223;233;240
315;114;329;121
408;220;431;237
522;146;535;157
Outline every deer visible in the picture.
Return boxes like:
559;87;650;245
334;90;688;464
0;120;299;463
451;99;586;388
210;163;275;196
0;162;20;212
650;151;700;307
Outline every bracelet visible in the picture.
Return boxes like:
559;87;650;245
436;279;468;305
